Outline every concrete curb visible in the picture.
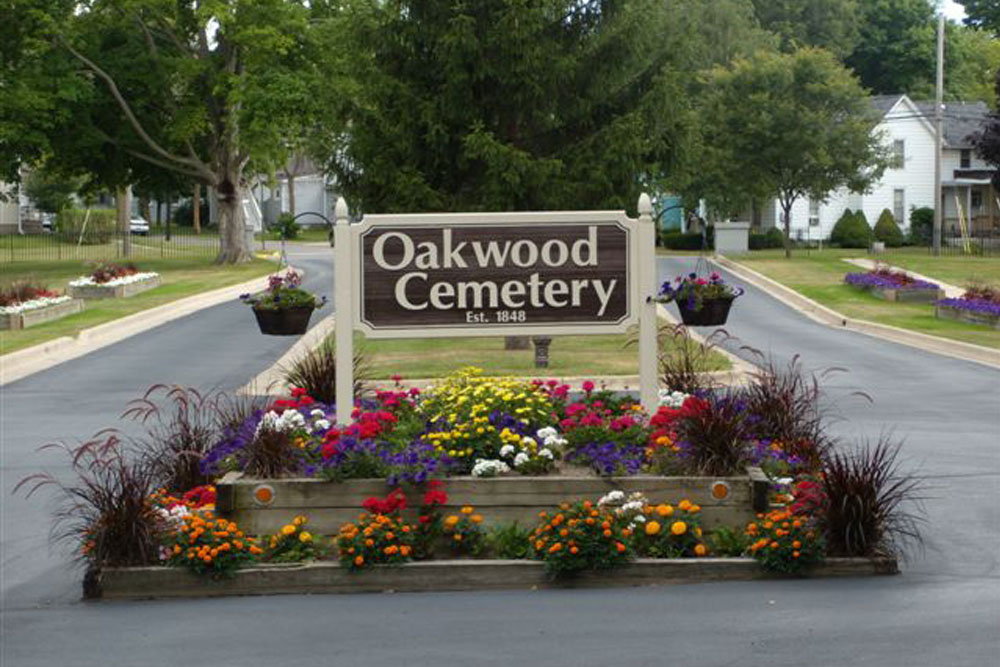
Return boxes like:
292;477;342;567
96;556;899;600
713;255;1000;369
0;270;282;386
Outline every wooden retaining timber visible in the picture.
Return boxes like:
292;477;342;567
215;470;772;536
935;303;1000;329
0;299;83;330
857;285;943;303
68;275;161;300
96;556;899;600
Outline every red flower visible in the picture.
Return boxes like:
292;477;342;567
582;380;595;393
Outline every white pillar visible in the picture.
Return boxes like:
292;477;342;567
637;193;658;412
334;197;354;426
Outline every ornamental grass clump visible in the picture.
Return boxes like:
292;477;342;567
14;434;163;572
654;324;727;395
123;385;222;493
529;500;632;577
282;340;370;405
745;508;824;573
673;392;749;476
740;354;844;470
819;438;924;559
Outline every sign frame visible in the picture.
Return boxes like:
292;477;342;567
350;211;640;339
332;195;658;425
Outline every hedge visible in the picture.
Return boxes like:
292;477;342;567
55;208;117;245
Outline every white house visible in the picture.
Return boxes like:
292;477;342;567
752;94;997;240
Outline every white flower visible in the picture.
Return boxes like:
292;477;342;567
543;435;567;447
471;459;510;477
499;444;516;458
621;500;644;514
68;271;160;287
538;448;554;460
0;295;73;315
521;436;537;448
597;490;625;506
310;409;326;418
313;419;331;431
536;426;558;440
658;388;690;408
513;452;530;468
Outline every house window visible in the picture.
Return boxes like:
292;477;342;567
808;199;821;226
960;149;971;169
971;189;983;211
893;189;905;225
892;140;905;169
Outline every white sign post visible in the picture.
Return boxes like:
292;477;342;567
332;194;658;425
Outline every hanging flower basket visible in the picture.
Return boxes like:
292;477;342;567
251;305;316;336
676;296;737;327
655;271;744;327
241;270;326;337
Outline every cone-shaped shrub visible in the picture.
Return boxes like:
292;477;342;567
874;209;904;247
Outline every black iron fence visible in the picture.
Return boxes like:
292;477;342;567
936;230;1000;257
1;227;222;264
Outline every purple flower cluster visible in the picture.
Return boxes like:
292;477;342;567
844;272;939;290
200;409;265;475
318;435;452;486
565;441;645;476
936;297;1000;316
749;439;806;475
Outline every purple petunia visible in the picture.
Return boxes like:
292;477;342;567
936;297;1000;316
565;441;645;476
844;272;939;291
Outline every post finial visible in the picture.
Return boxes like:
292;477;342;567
334;196;349;222
638;193;653;218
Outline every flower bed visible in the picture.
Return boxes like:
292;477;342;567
21;358;923;599
68;262;161;299
843;267;942;303
935;285;1000;329
0;292;82;330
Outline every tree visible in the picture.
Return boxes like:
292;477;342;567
973;68;1000;190
22;165;81;213
751;0;860;58
699;49;888;258
7;1;325;263
845;0;935;95
315;0;728;215
946;26;1000;108
961;0;1000;34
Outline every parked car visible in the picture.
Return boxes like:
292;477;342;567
40;212;55;231
130;216;150;235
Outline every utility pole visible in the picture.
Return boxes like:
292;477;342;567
933;11;944;257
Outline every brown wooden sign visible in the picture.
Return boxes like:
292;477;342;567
353;216;638;337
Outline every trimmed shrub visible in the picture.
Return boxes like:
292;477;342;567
830;209;872;248
270;212;301;240
909;207;934;246
874;209;904;247
56;208;116;245
660;227;714;250
749;227;785;250
174;198;210;227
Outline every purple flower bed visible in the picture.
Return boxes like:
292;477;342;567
844;272;939;291
935;298;1000;316
565;441;646;476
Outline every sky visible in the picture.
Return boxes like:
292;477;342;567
942;0;966;21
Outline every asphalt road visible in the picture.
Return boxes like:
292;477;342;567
1;251;997;667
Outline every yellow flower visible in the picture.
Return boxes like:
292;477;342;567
678;499;691;511
461;506;474;515
656;504;674;517
471;514;483;524
694;543;707;557
281;524;296;536
671;521;687;536
645;521;661;536
299;531;313;543
293;515;307;526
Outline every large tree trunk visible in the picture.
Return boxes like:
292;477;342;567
215;176;253;264
139;194;151;226
782;202;793;259
116;184;132;258
192;183;202;235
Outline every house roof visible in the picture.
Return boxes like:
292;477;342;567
871;94;905;116
911;101;990;148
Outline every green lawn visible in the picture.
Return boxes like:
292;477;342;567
743;246;1000;288
736;248;1000;349
1;256;278;355
259;228;331;243
350;326;731;379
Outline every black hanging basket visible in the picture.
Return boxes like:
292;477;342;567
675;296;736;327
252;306;315;336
